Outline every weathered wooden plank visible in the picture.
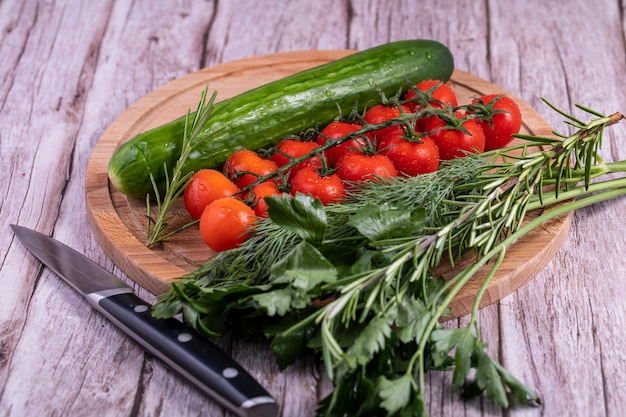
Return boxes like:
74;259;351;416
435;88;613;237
204;0;350;65
0;0;118;400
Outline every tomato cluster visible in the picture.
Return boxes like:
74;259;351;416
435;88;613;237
184;80;522;252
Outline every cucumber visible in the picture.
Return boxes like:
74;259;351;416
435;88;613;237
108;39;454;199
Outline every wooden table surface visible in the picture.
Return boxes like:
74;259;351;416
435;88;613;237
2;1;625;416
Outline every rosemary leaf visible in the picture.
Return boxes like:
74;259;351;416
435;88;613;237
145;87;218;246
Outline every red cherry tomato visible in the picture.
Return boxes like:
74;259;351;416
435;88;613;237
472;94;522;151
335;152;397;182
363;104;410;144
223;149;278;188
403;79;458;112
270;139;322;176
183;169;239;220
290;166;345;205
199;197;256;252
378;133;440;176
245;181;282;218
422;115;485;160
316;121;364;165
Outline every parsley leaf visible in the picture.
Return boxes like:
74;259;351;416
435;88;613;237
347;204;425;241
252;288;302;316
475;349;508;407
395;295;433;344
265;193;326;243
377;374;414;415
341;312;394;373
269;241;337;290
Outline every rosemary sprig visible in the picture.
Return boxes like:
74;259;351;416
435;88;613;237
153;104;625;416
145;87;218;246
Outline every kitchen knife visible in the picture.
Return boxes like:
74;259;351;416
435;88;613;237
10;224;278;417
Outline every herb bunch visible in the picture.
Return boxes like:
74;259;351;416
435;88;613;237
153;102;625;416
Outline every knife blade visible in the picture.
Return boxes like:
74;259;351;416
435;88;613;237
10;224;278;417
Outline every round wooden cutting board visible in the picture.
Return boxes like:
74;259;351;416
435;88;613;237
85;50;573;320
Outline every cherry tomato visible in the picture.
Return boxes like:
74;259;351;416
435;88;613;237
183;169;239;220
316;121;364;165
472;94;522;151
335;152;397;182
223;149;278;188
403;79;458;112
270;139;322;176
245;181;282;218
363;104;410;145
378;133;440;176
199;197;256;252
422;115;485;160
290;166;345;205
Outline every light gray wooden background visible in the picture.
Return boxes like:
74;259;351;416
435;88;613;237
1;0;625;416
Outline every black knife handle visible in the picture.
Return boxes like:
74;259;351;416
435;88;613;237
94;291;278;417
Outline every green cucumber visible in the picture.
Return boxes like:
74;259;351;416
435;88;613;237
108;39;454;199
